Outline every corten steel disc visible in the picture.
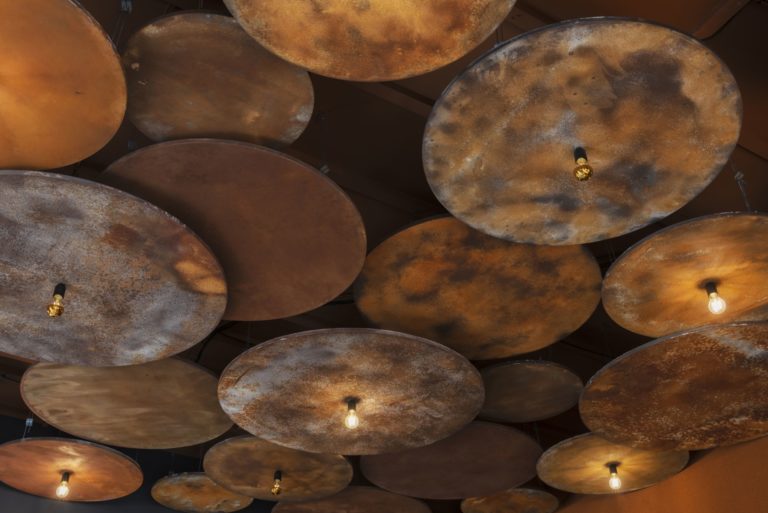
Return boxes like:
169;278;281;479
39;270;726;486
218;328;484;455
203;436;352;502
222;0;516;81
123;13;313;147
0;438;142;502
461;488;559;513
103;140;365;321
21;359;232;449
536;433;689;494
480;360;583;423
0;0;125;169
0;171;226;365
580;322;768;451
423;17;742;245
151;473;253;513
360;422;542;499
602;213;768;337
272;486;431;513
355;217;601;360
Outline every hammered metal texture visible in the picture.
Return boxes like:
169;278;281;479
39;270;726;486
103;140;365;321
461;488;559;513
0;438;142;502
218;328;484;455
602;213;768;337
272;486;431;513
222;0;515;81
0;0;126;169
355;217;601;359
124;13;313;146
424;17;742;245
580;322;768;451
0;171;226;365
151;473;253;513
360;422;542;499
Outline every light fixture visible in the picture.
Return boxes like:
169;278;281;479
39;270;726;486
344;398;359;430
271;470;282;496
47;283;66;317
705;282;726;315
55;471;70;499
607;463;621;491
573;147;593;181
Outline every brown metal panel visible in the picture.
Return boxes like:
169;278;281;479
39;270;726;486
151;473;253;513
461;488;559;513
272;486;431;513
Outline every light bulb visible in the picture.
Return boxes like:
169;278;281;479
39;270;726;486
607;464;621;491
708;292;726;314
55;472;70;499
271;470;282;496
344;400;359;430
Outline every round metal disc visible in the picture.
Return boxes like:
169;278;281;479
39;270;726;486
0;438;142;502
222;0;516;81
0;0;126;169
423;17;742;245
536;433;688;494
355;217;601;359
103;140;365;321
218;328;484;455
203;436;352;501
21;359;232;449
603;213;768;337
151;473;253;513
360;422;542;499
480;360;582;423
461;488;559;513
0;171;226;365
123;13;313;146
272;486;431;513
580;322;768;451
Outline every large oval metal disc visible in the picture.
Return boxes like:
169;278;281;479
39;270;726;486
151;473;253;513
0;171;226;365
424;17;741;245
222;0;516;81
103;140;365;321
272;486;431;513
360;422;542;499
123;13;313;146
218;328;484;455
536;433;688;494
603;213;768;337
461;488;559;513
0;0;126;169
21;359;232;449
203;436;352;501
580;322;768;451
0;438;143;502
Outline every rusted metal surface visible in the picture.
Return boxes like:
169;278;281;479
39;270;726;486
0;437;143;502
602;213;768;337
360;421;542;499
461;488;559;513
151;473;253;513
480;360;582;423
580;322;768;451
218;328;484;455
423;17;742;245
123;13;313;147
21;359;232;449
355;217;601;359
272;486;431;513
103;140;365;321
0;171;226;365
0;0;126;169
222;0;515;81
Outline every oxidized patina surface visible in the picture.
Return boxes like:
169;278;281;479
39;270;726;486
104;140;365;321
0;171;226;365
355;217;601;359
580;322;768;451
151;473;253;513
222;0;515;81
124;13;313;146
272;486;431;513
21;359;232;449
0;438;142;501
536;433;689;494
461;488;559;513
360;422;541;499
424;18;742;245
0;0;125;169
218;328;484;455
603;213;768;337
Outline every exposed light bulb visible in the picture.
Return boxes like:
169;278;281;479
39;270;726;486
344;400;359;430
607;464;621;491
55;472;70;499
705;282;726;314
271;470;282;496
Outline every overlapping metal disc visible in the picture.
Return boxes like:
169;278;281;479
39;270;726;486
580;322;768;451
123;12;313;146
218;328;484;455
424;17;742;245
0;171;226;365
272;486;431;513
151;473;253;513
461;488;559;513
355;217;601;359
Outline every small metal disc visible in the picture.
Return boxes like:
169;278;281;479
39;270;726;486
271;486;431;513
360;422;542;500
536;433;689;494
461;488;559;513
218;328;484;455
580;322;768;451
123;12;313;146
151;473;253;513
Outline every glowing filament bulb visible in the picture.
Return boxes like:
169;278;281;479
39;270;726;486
344;399;359;430
271;470;282;496
55;472;70;499
607;464;621;491
705;282;726;315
